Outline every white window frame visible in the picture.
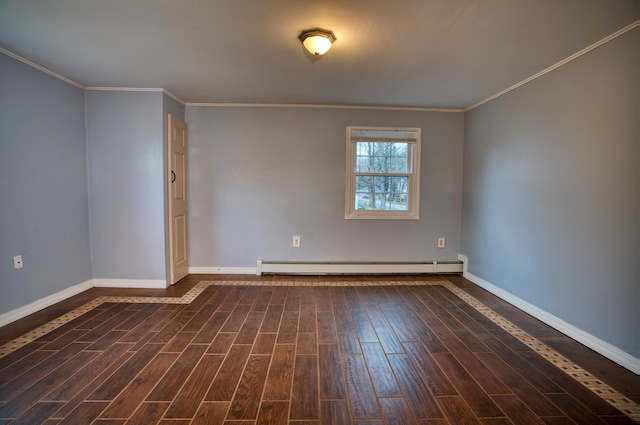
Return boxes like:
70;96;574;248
345;126;421;220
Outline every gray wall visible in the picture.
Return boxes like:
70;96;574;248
0;53;92;314
186;106;464;267
461;28;639;356
86;91;166;280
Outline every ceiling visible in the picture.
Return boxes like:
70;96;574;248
0;0;638;109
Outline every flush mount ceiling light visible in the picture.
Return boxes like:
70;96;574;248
298;28;336;56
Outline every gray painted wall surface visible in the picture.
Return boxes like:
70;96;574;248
186;106;464;267
0;53;92;314
461;29;639;356
86;91;166;280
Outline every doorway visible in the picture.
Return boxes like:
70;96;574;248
167;114;188;285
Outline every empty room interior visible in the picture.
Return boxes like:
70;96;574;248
0;1;638;424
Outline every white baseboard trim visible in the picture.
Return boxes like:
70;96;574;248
188;267;258;275
94;279;167;289
0;279;95;327
460;261;640;374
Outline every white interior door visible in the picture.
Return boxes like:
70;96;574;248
168;114;188;285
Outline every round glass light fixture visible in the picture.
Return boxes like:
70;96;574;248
298;28;336;56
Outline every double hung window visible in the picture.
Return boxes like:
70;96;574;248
345;127;421;220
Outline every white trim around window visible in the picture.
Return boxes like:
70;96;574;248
345;126;421;220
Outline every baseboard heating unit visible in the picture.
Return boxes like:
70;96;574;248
256;260;463;275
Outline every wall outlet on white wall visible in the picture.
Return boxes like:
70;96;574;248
437;237;445;249
13;255;23;270
293;235;301;248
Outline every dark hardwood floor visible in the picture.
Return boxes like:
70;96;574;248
0;274;637;424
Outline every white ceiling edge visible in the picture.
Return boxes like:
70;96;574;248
2;20;638;112
186;103;464;113
464;20;640;111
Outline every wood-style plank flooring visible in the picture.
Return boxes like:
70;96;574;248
0;274;638;424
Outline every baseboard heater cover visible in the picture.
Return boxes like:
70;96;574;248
256;260;463;275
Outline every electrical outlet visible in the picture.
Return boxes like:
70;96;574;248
437;237;445;249
293;235;301;248
13;255;23;270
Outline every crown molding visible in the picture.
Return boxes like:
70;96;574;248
0;47;85;89
85;86;165;92
84;87;186;105
466;20;640;111
185;102;463;113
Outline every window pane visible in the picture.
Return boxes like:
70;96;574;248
389;177;408;210
356;142;373;156
355;175;372;191
355;193;371;210
355;176;375;209
353;176;402;211
392;142;408;155
391;176;408;194
390;157;407;173
373;154;389;173
356;156;371;172
354;141;409;174
373;176;388;192
353;173;411;211
384;193;408;210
